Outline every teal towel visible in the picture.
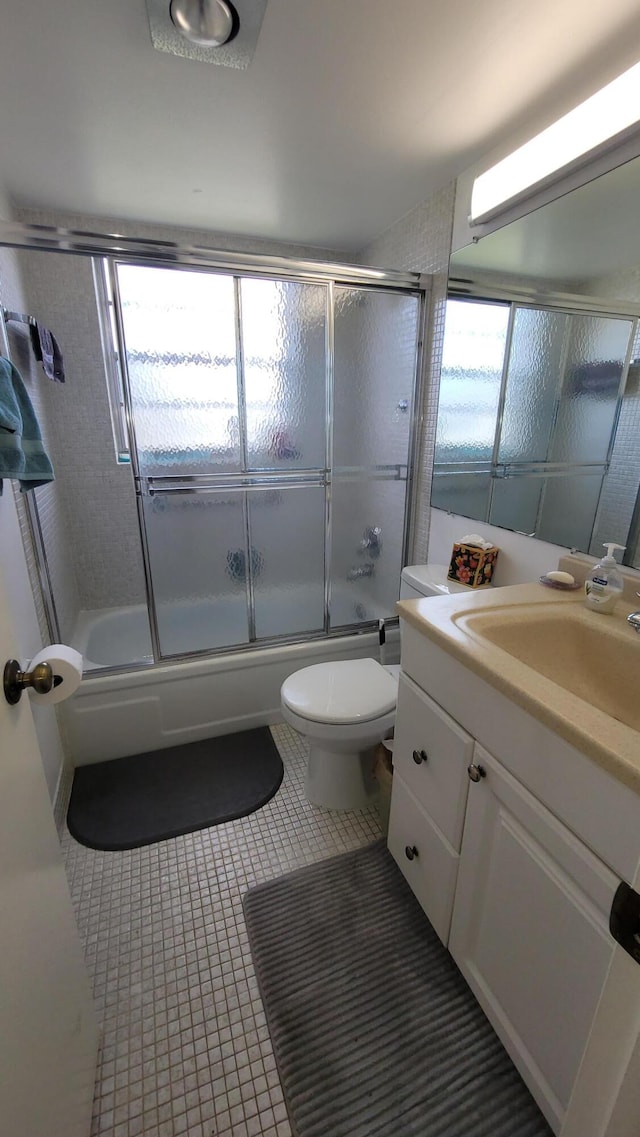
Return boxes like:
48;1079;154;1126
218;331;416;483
0;356;54;494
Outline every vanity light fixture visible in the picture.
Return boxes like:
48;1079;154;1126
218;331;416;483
470;60;640;225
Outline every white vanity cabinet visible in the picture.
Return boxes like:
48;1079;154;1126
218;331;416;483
388;620;640;1137
449;744;617;1131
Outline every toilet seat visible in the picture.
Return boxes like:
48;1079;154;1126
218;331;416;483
281;658;397;725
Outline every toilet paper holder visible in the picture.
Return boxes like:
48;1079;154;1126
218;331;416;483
3;658;60;705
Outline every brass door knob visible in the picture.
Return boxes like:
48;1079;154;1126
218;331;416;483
3;659;54;705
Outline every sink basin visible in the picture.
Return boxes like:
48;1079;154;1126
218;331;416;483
455;606;640;732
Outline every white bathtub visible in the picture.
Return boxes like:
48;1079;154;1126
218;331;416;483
66;593;400;765
72;586;380;669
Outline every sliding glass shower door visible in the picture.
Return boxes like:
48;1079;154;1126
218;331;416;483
113;262;421;660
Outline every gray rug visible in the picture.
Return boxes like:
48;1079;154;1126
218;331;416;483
67;727;283;851
243;839;552;1137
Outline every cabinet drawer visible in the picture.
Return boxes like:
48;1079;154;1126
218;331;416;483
387;775;459;946
393;672;472;850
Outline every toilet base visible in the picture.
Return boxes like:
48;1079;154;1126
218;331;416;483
306;743;377;811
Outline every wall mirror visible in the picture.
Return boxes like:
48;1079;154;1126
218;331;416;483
435;154;640;568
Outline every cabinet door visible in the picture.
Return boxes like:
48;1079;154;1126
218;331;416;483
449;745;617;1134
392;672;472;850
388;776;459;945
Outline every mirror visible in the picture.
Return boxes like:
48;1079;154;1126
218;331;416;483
435;154;640;568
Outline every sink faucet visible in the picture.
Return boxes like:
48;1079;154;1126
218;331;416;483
627;593;640;633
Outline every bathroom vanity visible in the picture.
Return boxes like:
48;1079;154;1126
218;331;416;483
388;579;640;1137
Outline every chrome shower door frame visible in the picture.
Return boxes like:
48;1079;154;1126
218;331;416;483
0;219;430;671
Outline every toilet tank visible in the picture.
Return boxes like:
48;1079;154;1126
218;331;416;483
400;564;474;601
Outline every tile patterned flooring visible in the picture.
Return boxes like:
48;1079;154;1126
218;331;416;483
62;724;382;1137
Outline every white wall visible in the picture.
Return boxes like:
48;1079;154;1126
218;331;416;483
427;507;568;587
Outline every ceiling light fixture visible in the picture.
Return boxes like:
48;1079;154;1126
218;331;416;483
169;0;238;48
470;60;640;226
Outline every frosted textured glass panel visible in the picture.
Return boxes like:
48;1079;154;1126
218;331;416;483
499;308;567;464
241;279;326;470
490;478;544;535
333;288;419;470
142;492;249;656
249;486;325;638
431;473;491;522
436;299;509;463
549;315;631;464
330;476;406;628
117;264;241;476
537;475;604;550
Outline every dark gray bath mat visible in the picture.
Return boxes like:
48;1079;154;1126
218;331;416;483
67;727;284;851
243;839;552;1137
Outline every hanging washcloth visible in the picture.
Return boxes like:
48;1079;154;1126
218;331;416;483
29;321;65;383
0;356;54;495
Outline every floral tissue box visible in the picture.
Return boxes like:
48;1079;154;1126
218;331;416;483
447;542;499;588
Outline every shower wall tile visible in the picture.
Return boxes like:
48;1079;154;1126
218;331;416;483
357;183;456;565
14;245;148;614
16;205;349;268
0;244;82;641
14;206;350;616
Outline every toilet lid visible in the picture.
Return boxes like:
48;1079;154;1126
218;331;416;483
281;658;397;725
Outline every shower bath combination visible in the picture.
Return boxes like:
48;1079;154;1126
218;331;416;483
4;229;428;765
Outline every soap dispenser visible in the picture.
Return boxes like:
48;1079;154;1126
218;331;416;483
584;543;625;614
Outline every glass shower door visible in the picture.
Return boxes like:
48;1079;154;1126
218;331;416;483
240;277;327;641
330;287;421;627
116;263;330;658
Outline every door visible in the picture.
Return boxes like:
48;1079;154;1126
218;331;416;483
449;745;617;1134
0;497;98;1135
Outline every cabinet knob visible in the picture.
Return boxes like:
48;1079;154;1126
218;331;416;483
405;845;419;861
467;763;486;783
412;748;428;765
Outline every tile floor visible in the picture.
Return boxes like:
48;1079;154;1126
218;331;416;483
62;724;382;1137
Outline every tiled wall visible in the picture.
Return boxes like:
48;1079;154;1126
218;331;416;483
14;207;350;624
0;246;82;642
358;183;457;565
15;244;148;619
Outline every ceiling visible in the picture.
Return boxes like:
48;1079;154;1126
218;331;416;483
2;0;640;252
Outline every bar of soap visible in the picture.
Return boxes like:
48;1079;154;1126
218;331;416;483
546;570;575;585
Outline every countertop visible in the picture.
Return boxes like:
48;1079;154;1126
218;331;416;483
397;581;640;795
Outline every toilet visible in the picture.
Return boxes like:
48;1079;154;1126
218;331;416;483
280;564;471;810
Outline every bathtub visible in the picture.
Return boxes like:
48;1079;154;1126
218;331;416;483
72;586;381;670
66;591;400;765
